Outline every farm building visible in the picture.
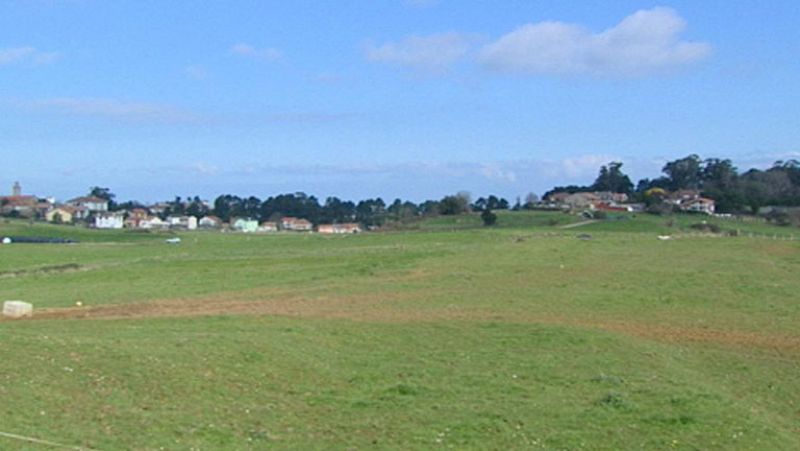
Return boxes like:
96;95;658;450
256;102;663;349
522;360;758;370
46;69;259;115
318;223;362;234
281;217;313;231
232;218;259;233
199;215;223;229
94;212;124;229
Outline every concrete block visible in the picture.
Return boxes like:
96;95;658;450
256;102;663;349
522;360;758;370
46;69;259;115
3;301;33;318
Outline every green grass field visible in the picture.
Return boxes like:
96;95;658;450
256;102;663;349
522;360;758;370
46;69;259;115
1;213;798;450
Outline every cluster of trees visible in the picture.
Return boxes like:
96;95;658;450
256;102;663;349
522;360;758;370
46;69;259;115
86;187;516;227
170;191;513;227
638;156;800;213
546;156;800;214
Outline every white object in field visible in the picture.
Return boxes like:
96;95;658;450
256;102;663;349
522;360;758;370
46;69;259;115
657;235;672;241
3;301;33;318
1;237;10;244
165;237;181;244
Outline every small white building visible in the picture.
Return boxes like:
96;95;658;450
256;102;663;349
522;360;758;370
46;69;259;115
318;223;362;234
257;221;278;233
199;215;222;229
67;196;109;213
140;217;170;230
684;198;716;215
232;218;259;233
281;217;313;231
167;215;198;230
94;212;124;229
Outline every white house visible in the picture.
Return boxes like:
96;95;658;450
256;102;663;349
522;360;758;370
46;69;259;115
281;217;313;231
140;217;170;230
232;218;259;233
67;196;109;213
257;221;278;233
683;198;716;215
167;215;198;230
317;223;362;234
199;215;222;229
94;212;124;229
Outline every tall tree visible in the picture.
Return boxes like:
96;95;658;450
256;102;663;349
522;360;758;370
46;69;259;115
592;162;633;194
662;155;703;191
89;186;117;210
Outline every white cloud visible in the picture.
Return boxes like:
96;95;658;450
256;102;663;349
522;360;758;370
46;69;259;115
21;97;199;123
190;162;219;175
479;163;517;183
478;7;711;77
365;32;475;72
557;154;620;178
230;43;282;62
0;46;59;66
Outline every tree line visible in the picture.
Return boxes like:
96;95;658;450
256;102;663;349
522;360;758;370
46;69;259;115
99;190;514;227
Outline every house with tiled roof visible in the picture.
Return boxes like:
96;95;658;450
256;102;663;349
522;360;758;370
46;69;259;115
281;217;313;231
66;196;109;213
0;182;38;217
317;223;362;234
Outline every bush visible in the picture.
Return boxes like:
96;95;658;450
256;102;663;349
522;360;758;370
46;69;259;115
646;202;676;216
481;209;497;226
690;222;722;233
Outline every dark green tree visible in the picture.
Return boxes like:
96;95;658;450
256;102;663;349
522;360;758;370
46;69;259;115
481;209;497;226
662;155;703;191
592;162;633;194
89;186;117;210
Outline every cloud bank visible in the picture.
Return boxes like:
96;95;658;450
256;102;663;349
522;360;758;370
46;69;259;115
230;43;282;62
367;7;711;77
479;7;711;76
22;97;199;123
0;46;58;65
364;32;474;72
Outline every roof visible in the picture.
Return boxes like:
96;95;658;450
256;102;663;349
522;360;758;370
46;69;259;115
69;196;108;204
0;195;38;206
49;206;78;214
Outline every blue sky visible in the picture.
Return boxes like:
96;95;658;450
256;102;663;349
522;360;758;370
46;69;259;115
2;0;799;203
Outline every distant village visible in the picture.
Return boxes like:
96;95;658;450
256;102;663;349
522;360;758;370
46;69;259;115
0;182;363;234
0;180;719;234
4;155;800;231
541;190;716;215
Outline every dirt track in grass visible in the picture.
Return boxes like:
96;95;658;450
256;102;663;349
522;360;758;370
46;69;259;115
5;292;799;355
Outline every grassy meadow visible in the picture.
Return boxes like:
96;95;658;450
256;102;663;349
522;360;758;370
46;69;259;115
0;213;799;449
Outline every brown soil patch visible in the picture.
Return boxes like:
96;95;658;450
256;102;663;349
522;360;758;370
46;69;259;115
4;293;799;355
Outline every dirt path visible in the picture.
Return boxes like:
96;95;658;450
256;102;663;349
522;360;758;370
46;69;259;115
559;220;598;229
5;295;798;355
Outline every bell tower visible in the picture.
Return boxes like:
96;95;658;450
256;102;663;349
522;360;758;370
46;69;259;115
12;181;21;196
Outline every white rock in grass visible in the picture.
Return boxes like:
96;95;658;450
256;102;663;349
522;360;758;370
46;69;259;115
3;301;33;318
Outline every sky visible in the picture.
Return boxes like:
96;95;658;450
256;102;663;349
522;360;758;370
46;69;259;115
2;0;799;203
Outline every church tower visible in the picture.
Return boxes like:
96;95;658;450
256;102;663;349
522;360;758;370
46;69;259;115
12;181;21;196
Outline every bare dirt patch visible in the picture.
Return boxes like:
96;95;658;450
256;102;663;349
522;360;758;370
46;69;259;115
5;292;799;355
0;263;85;279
